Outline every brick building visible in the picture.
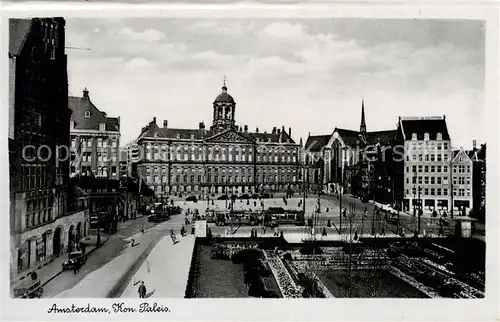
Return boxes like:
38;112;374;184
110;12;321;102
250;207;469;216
9;18;88;278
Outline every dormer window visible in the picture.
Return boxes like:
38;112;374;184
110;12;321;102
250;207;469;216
154;133;158;138
176;134;180;139
411;133;417;140
85;111;91;118
437;133;442;140
99;122;105;131
424;133;429;140
191;134;195;140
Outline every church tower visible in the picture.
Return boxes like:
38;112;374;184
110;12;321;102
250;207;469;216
211;77;237;132
360;99;366;135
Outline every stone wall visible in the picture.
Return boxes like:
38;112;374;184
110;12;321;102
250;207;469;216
10;209;89;278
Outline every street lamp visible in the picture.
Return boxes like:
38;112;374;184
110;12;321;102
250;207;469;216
413;172;422;236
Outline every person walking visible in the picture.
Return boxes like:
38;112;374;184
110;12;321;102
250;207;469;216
138;281;147;298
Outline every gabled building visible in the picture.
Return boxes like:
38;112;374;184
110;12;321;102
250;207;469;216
327;101;397;200
302;134;332;192
133;81;300;198
451;148;474;215
68;88;121;179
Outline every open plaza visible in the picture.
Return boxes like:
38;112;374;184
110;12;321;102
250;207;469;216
28;196;484;300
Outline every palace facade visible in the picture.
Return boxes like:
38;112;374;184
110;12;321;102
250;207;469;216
134;82;301;197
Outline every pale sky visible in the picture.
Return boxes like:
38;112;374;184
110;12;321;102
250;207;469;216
65;18;485;149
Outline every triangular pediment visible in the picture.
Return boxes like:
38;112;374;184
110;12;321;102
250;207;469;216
205;129;254;144
452;149;471;164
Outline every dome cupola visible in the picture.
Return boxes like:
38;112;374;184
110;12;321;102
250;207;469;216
211;76;237;132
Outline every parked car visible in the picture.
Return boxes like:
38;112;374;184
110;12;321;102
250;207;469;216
240;194;250;199
251;194;259;199
217;195;229;200
230;195;238;200
62;251;87;271
260;193;271;199
185;195;198;202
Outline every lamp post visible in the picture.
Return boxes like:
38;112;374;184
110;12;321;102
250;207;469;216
413;172;422;236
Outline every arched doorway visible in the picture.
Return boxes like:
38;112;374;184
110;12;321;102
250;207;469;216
76;222;82;243
68;225;74;252
53;227;62;257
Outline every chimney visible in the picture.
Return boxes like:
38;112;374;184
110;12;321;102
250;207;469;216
83;87;89;99
141;126;147;133
288;127;291;137
199;122;205;130
272;127;277;134
244;125;248;133
163;120;168;128
277;128;281;135
256;127;259;133
152;117;156;124
473;140;477;150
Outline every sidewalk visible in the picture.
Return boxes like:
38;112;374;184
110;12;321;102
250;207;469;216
10;234;109;296
121;234;195;298
55;220;176;298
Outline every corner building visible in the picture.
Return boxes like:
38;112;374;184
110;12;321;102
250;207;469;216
135;83;301;197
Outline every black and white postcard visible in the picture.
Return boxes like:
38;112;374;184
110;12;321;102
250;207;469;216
1;2;498;322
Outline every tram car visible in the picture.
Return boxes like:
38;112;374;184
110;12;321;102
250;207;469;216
208;210;260;226
263;207;305;226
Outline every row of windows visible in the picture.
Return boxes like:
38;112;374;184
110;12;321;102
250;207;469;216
144;166;297;175
406;188;471;197
407;153;450;162
409;165;449;173
407;188;449;197
146;174;298;185
25;209;53;230
410;133;445;141
71;137;118;148
409;141;449;150
407;176;450;185
143;144;297;155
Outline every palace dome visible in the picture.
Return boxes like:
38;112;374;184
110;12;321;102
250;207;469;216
214;85;235;104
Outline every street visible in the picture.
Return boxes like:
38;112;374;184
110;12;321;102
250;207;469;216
43;213;186;298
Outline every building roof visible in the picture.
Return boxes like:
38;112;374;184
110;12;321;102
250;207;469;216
334;128;361;147
365;130;397;145
9;18;32;56
69;93;120;132
399;117;450;140
214;92;235;104
304;135;331;152
137;120;296;144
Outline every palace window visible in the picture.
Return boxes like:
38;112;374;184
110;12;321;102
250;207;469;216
424;133;429;140
436;133;442;140
411;133;417;140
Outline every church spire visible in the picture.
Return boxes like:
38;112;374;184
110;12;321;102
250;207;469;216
360;99;366;134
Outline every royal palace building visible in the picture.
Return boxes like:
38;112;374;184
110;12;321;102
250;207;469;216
134;82;301;197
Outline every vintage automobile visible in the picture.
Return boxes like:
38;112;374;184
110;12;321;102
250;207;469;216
13;279;43;299
62;251;87;271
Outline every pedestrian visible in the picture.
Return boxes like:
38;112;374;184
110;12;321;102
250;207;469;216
138;281;147;298
73;261;79;274
141;224;145;234
322;227;327;237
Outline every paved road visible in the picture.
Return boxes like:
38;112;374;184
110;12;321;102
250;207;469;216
42;213;187;298
188;195;450;236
